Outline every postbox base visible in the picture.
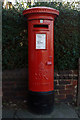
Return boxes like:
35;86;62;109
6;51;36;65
28;91;54;114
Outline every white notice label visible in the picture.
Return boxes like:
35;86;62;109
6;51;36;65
36;34;46;49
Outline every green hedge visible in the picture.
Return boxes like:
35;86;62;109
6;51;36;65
2;2;80;70
2;8;28;70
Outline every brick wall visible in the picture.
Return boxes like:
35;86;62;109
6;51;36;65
2;68;78;104
54;70;78;103
77;58;80;105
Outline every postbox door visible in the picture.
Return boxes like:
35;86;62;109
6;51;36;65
28;20;54;92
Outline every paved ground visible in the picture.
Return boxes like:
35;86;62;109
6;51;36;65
2;103;80;119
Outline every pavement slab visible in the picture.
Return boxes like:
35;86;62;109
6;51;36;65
2;103;79;119
2;108;15;118
16;103;78;118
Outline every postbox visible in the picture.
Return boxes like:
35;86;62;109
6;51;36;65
23;7;59;114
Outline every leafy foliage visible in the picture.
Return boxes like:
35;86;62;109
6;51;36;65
34;2;80;70
2;2;80;70
2;8;28;70
54;7;80;70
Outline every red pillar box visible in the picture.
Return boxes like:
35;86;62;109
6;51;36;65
23;7;59;114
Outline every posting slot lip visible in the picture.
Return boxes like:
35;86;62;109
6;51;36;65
34;24;48;29
33;24;50;31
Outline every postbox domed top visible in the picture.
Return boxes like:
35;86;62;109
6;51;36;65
23;7;59;16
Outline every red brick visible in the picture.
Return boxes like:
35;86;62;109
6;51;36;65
72;80;77;86
54;85;65;90
59;90;73;95
72;70;78;75
16;91;27;96
3;81;15;85
55;94;66;100
66;85;74;90
59;80;71;85
66;95;74;99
